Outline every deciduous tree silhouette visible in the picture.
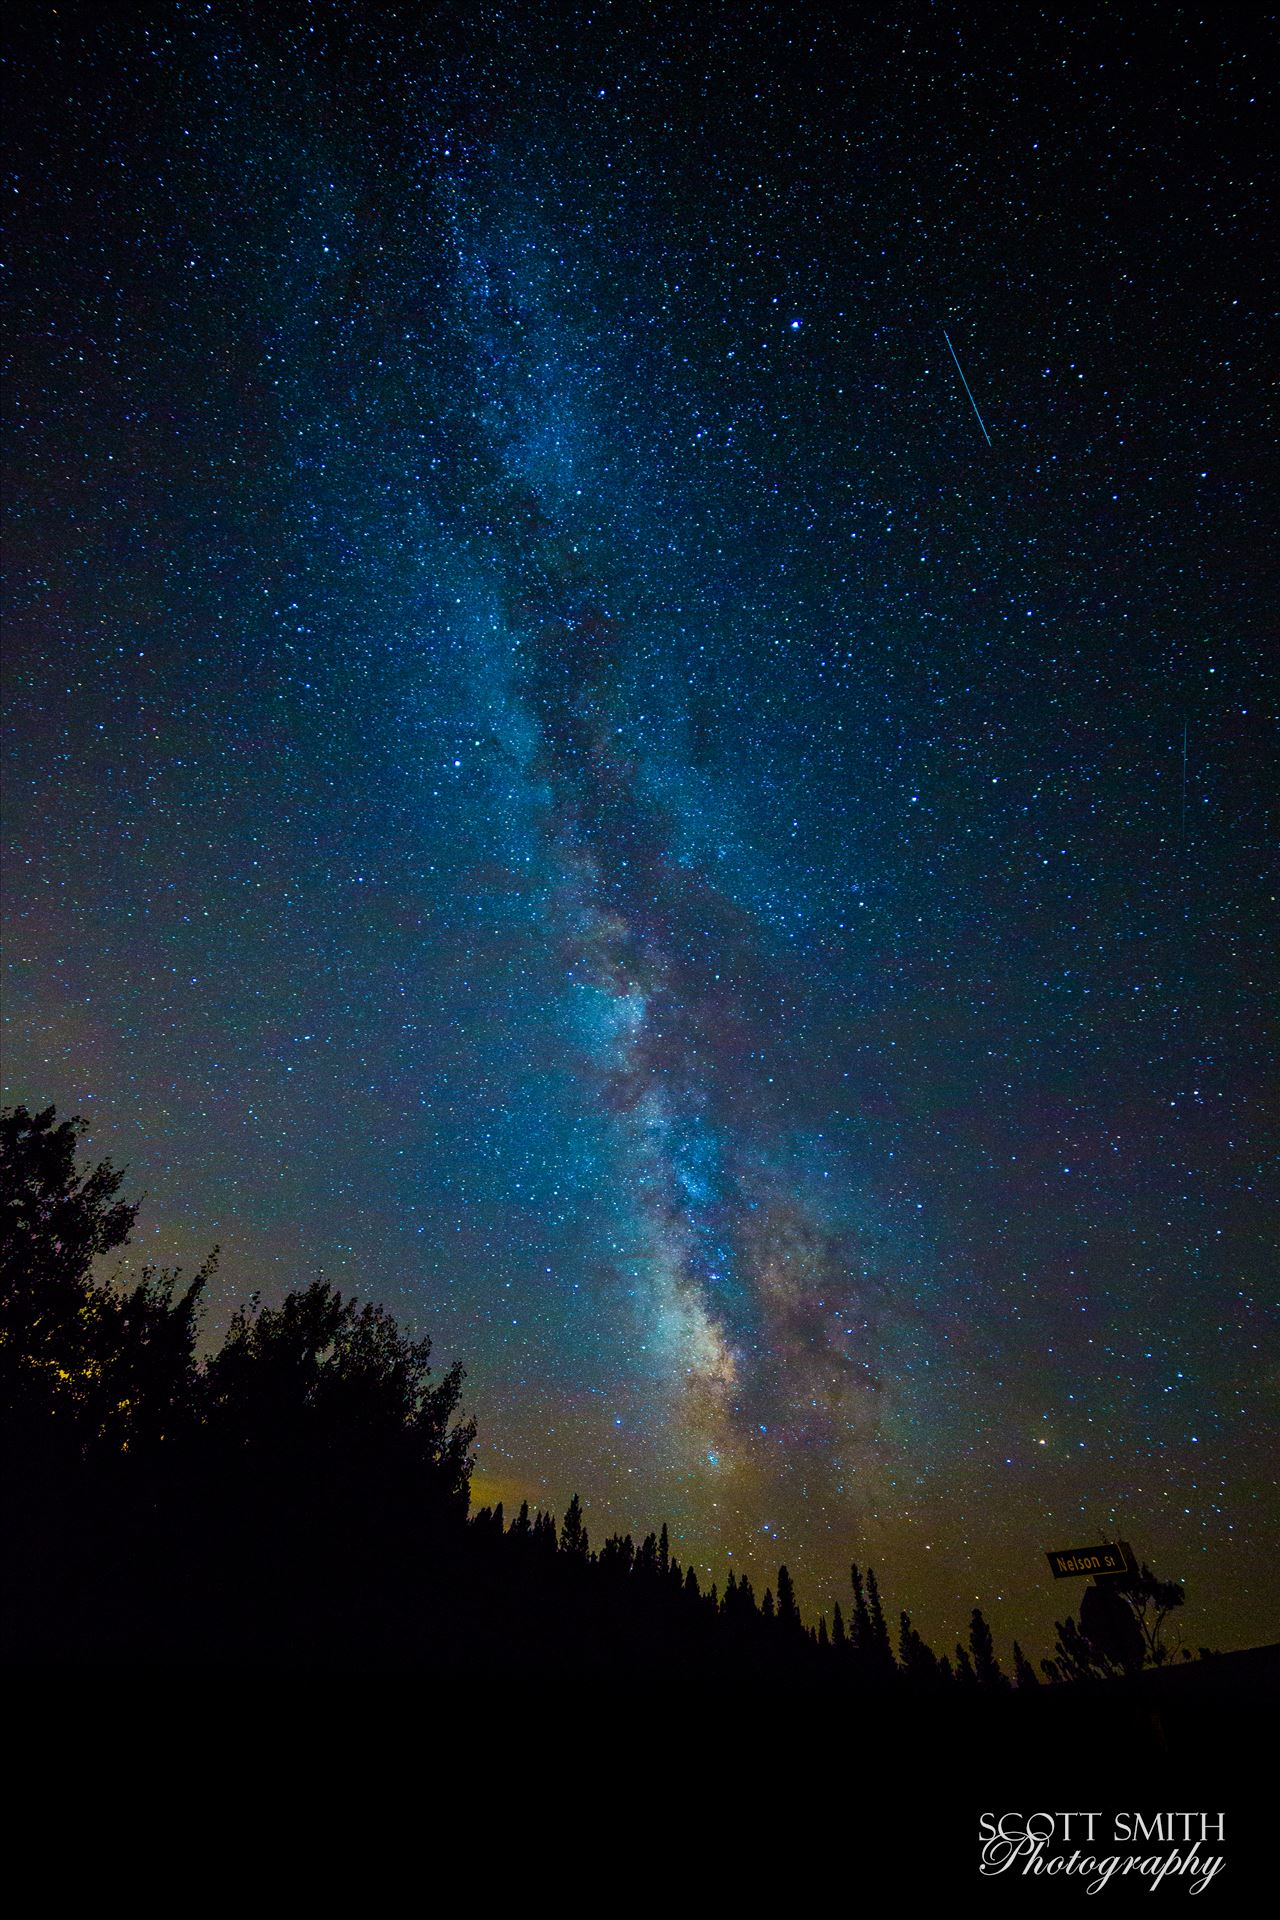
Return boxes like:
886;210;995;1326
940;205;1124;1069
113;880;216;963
203;1278;474;1521
1;1105;137;1300
1;1103;211;1474
1;1104;139;1432
1123;1563;1186;1667
1047;1562;1186;1682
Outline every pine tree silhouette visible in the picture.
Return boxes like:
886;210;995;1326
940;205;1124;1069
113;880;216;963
560;1493;589;1558
969;1607;1010;1691
849;1563;873;1665
865;1567;895;1676
1012;1640;1040;1689
776;1564;802;1634
899;1610;944;1690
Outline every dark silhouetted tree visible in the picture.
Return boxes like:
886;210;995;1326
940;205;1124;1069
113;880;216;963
776;1564;802;1634
1;1104;210;1467
1;1104;137;1302
600;1532;635;1577
866;1567;894;1673
1043;1608;1124;1683
1124;1564;1186;1667
1048;1562;1188;1681
560;1492;589;1558
203;1278;474;1517
1012;1641;1040;1689
969;1607;1010;1691
899;1610;943;1690
2;1104;138;1430
849;1563;873;1663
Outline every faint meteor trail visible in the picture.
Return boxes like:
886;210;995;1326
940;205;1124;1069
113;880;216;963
943;329;993;446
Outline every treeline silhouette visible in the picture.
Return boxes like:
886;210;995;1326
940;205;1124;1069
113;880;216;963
0;1104;1215;1727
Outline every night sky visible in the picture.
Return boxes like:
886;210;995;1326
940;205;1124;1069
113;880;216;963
3;1;1275;1658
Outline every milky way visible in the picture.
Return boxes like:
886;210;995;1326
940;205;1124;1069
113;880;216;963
2;2;1274;1653
446;177;893;1490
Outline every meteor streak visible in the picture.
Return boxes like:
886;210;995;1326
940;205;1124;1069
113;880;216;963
943;329;993;446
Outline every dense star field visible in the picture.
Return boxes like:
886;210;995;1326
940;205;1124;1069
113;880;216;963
2;2;1275;1658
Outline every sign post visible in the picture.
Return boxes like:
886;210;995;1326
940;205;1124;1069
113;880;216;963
1044;1541;1136;1581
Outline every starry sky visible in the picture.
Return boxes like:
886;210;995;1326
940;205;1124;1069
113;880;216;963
3;0;1275;1657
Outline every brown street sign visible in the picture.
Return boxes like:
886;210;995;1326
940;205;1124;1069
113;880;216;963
1045;1542;1133;1580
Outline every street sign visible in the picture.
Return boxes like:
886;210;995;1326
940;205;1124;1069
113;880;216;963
1045;1541;1134;1580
